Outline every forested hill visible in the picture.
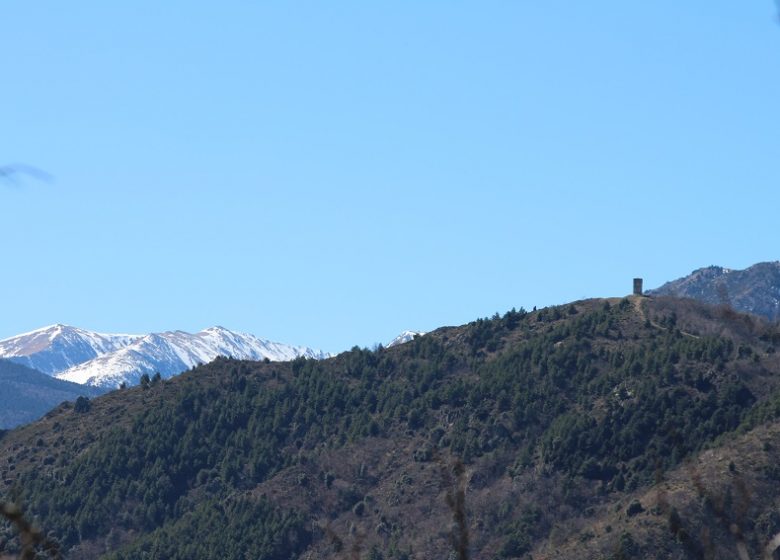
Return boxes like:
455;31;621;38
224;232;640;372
3;296;780;559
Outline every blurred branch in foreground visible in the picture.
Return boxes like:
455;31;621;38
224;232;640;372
0;502;61;560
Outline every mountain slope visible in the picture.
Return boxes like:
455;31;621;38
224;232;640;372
54;326;329;388
0;359;106;429
650;261;780;321
550;418;780;559
0;324;140;375
3;297;780;558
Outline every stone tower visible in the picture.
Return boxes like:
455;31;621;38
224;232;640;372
633;278;643;296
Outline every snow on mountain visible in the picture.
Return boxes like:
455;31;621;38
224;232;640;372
0;324;141;375
55;326;330;388
387;330;425;348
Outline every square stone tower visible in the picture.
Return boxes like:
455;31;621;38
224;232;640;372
633;278;643;296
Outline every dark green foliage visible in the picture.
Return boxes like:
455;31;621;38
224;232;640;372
626;500;643;517
737;387;780;432
499;531;531;558
497;511;539;557
440;304;757;484
105;497;309;560
491;503;540;558
73;396;90;413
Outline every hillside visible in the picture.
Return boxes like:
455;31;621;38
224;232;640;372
2;296;780;559
650;261;780;322
0;360;106;429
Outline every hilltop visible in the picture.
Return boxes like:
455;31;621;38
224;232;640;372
2;296;780;558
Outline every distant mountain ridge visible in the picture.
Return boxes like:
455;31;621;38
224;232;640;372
0;324;329;388
0;324;140;375
649;261;780;321
0;359;105;429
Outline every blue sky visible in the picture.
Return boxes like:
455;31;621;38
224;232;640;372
1;2;779;353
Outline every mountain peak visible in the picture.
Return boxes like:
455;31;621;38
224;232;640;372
649;261;780;321
0;324;141;374
0;323;68;342
50;326;329;388
200;326;239;337
0;324;327;386
387;330;425;348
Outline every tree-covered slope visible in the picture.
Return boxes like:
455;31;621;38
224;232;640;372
0;359;106;429
2;296;780;559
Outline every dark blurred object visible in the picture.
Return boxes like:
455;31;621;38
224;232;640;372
0;164;53;185
1;501;61;559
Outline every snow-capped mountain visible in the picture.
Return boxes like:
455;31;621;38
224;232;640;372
387;330;425;347
55;326;329;388
0;324;140;375
0;324;329;389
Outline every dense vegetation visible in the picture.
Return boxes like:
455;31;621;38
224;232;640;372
107;497;310;560
1;296;780;558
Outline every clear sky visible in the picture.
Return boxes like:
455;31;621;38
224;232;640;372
1;1;779;353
